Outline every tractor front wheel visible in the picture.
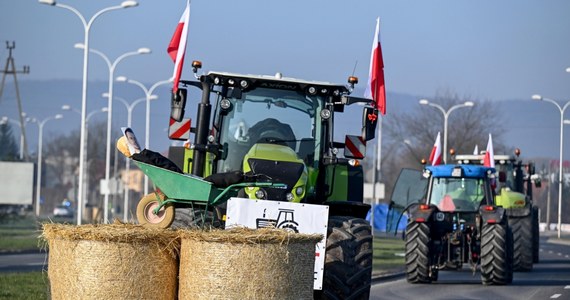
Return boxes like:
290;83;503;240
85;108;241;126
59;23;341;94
315;216;372;300
405;221;434;283
510;214;533;271
136;193;174;229
480;221;513;285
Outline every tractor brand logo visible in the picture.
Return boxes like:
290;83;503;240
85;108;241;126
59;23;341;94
256;208;299;233
259;82;298;90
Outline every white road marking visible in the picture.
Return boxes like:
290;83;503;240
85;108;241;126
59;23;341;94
550;294;561;299
565;286;570;289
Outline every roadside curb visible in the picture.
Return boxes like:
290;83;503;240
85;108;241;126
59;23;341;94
372;271;405;282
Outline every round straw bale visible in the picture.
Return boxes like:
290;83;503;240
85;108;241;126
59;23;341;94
42;223;179;300
178;227;322;300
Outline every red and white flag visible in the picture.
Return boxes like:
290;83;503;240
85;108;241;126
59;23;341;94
429;132;442;166
364;17;386;115
483;134;495;168
167;0;190;93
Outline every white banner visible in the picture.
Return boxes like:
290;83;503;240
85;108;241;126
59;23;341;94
226;198;329;290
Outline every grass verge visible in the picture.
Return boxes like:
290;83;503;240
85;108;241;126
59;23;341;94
372;233;406;275
0;272;49;300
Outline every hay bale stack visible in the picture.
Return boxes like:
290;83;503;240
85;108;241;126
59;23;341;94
42;223;179;300
178;227;322;300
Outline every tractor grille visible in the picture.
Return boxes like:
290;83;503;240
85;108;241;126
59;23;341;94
247;158;304;201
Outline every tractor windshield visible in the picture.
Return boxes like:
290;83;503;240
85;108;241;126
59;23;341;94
429;177;485;212
216;87;323;172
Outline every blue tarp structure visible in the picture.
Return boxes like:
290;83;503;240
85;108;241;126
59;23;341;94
366;203;407;232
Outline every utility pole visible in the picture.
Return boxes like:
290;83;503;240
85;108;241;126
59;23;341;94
0;41;30;160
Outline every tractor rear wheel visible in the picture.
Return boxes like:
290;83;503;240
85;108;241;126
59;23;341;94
136;193;174;229
510;214;533;271
315;216;372;300
480;221;513;285
405;221;434;283
532;205;540;263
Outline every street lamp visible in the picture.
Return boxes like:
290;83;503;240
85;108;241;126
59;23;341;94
532;94;570;239
31;114;63;216
61;105;108;221
75;44;151;224
115;76;172;194
102;93;157;222
39;0;138;226
419;99;475;164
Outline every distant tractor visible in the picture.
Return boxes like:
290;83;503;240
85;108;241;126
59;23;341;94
455;149;541;270
392;165;514;285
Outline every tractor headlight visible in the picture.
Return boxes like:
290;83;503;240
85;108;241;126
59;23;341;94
320;108;331;120
220;98;231;110
255;189;267;200
286;193;294;201
295;187;304;196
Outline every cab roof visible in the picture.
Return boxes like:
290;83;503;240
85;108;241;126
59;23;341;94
425;164;496;178
207;71;349;90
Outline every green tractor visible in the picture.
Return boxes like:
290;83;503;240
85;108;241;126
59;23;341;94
454;150;541;270
138;61;378;299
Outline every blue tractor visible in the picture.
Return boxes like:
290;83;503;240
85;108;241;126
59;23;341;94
391;165;514;285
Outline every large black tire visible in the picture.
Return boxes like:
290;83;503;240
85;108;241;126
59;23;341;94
510;215;533;271
405;222;434;283
532;206;540;263
480;221;513;285
315;216;372;300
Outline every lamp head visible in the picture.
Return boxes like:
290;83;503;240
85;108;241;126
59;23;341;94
54;114;63;119
531;94;542;101
116;76;128;82
121;1;138;8
419;99;429;105
38;0;56;6
74;43;85;49
566;67;570;73
101;107;109;112
137;48;151;54
464;101;474;107
102;93;110;98
61;105;71;111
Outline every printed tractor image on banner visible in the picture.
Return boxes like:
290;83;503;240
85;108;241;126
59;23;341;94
225;198;329;290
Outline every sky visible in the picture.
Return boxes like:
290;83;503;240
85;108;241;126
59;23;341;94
2;0;570;158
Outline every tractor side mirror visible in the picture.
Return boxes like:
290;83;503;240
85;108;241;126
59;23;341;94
498;171;506;183
362;106;378;141
171;88;187;122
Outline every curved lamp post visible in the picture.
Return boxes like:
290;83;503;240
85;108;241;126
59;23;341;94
419;99;475;164
62;105;108;218
115;76;171;194
39;0;138;225
75;44;150;223
532;94;570;239
30;114;63;216
102;93;157;221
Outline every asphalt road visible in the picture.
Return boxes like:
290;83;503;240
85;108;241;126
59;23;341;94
0;252;48;273
371;236;570;300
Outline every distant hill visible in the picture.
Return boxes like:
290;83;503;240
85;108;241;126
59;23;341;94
0;79;565;168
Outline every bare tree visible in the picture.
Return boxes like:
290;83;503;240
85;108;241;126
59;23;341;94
377;89;506;203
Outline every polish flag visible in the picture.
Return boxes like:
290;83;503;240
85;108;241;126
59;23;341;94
167;0;190;93
364;17;386;115
429;132;442;166
483;134;495;168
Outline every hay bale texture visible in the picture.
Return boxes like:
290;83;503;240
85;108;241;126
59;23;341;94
178;227;322;300
42;223;179;300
